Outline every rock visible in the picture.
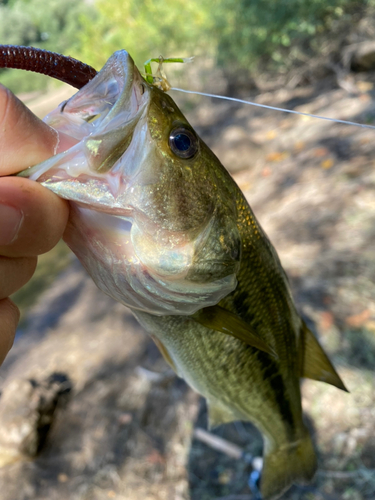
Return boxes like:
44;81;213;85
0;373;71;467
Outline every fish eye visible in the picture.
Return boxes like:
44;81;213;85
169;126;198;159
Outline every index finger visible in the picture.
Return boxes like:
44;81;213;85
0;85;70;257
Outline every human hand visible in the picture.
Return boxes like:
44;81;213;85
0;84;69;365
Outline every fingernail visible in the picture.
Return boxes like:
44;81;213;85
54;130;80;154
0;204;24;245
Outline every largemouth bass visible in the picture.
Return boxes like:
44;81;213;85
13;50;346;499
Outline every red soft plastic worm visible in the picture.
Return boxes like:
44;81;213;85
0;45;97;89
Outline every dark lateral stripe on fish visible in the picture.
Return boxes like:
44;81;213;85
256;350;296;439
232;290;251;318
231;276;296;434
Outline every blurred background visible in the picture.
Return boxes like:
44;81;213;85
2;0;375;93
1;1;375;499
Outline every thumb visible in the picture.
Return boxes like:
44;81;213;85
0;83;58;175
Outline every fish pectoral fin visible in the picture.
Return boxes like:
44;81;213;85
192;305;277;358
300;321;348;392
207;399;237;429
150;335;178;374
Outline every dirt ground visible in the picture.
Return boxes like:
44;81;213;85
0;70;375;500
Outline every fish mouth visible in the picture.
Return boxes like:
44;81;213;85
18;50;151;214
18;50;240;315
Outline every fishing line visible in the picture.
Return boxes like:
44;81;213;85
170;87;375;131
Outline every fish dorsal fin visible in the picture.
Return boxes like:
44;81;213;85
192;305;277;358
300;321;348;392
207;398;237;429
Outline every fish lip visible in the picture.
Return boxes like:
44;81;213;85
54;50;147;127
19;51;152;210
53;50;149;148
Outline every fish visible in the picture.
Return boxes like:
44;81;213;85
15;50;347;499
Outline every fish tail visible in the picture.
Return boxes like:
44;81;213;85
260;428;317;500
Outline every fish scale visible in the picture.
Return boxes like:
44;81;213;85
4;48;347;500
134;189;313;499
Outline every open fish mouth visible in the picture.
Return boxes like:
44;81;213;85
21;50;150;215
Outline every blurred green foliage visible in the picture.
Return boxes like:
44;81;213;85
213;0;370;73
76;0;214;71
1;0;374;93
0;0;95;93
75;0;373;80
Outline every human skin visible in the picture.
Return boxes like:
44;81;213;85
0;84;69;365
